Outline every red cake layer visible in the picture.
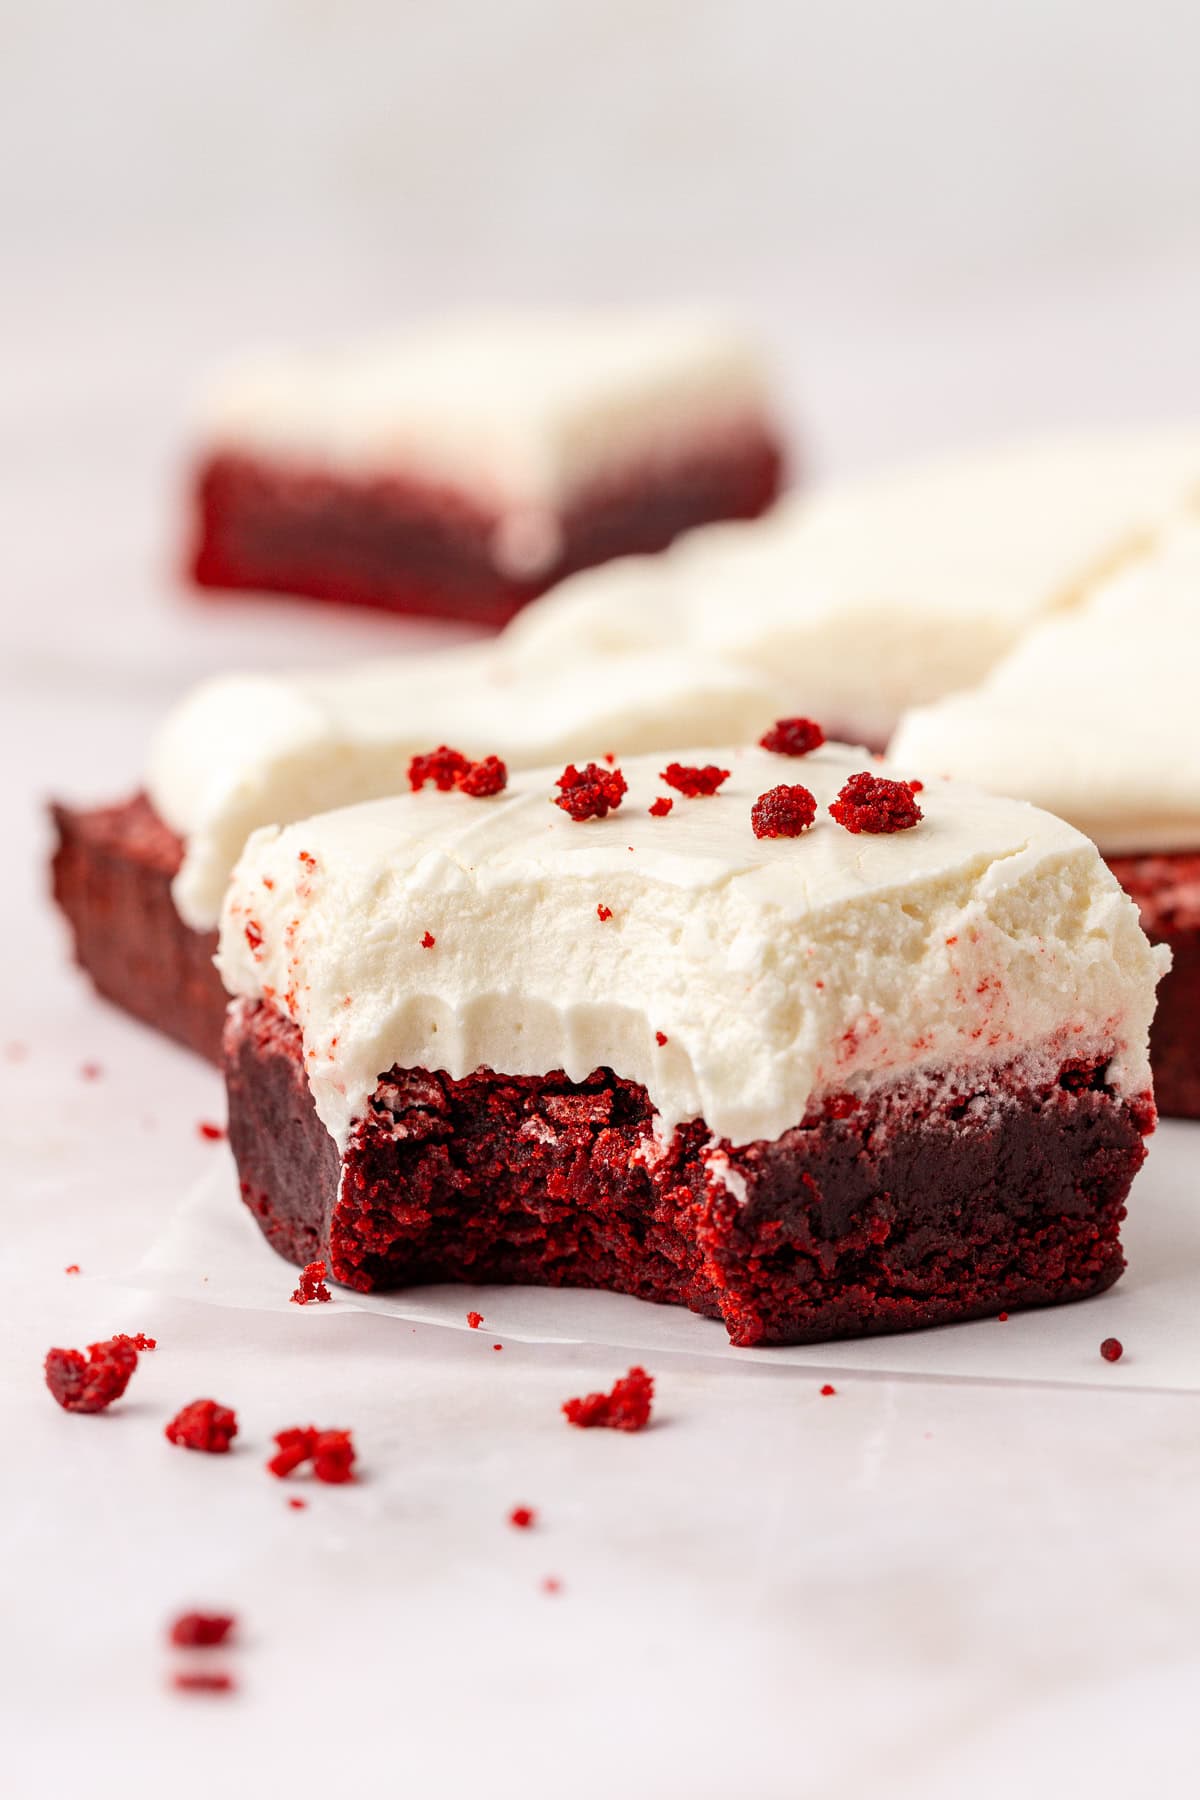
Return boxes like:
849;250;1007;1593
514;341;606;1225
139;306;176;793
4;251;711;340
50;794;225;1062
188;431;784;624
1107;851;1200;1119
224;1000;1152;1348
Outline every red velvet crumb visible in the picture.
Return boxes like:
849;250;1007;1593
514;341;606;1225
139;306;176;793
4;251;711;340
820;1383;836;1396
172;1671;234;1695
291;1259;331;1305
1100;1336;1124;1362
998;1312;1009;1322
64;1263;80;1275
267;1426;357;1484
170;1612;235;1648
457;755;508;798
44;1336;138;1414
596;904;613;921
655;1031;668;1046
165;1399;239;1454
563;1366;654;1432
759;717;826;757
661;762;730;798
648;796;673;817
554;762;627;821
408;745;471;791
117;1332;157;1352
287;1496;307;1510
829;772;923;834
420;931;436;949
509;1506;536;1529
466;1311;484;1328
197;1121;225;1142
751;784;817;839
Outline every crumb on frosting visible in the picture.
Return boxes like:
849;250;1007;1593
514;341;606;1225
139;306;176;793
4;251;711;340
751;784;817;839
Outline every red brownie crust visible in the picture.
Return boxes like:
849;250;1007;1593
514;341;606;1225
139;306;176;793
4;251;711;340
225;1000;1152;1348
1107;851;1200;1118
50;794;225;1061
189;431;784;624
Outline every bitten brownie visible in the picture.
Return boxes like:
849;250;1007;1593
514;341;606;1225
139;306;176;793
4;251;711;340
214;743;1165;1347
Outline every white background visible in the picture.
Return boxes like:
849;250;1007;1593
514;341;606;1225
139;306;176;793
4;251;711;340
4;3;1200;1794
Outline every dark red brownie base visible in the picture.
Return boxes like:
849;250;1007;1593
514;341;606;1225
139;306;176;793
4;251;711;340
1108;852;1200;1119
188;433;784;625
225;1001;1152;1348
50;794;225;1062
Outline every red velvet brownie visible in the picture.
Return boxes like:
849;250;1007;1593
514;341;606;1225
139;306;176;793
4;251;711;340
893;520;1200;1117
187;310;785;623
50;794;224;1060
215;744;1164;1347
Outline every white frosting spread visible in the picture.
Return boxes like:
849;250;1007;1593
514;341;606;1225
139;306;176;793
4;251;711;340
147;645;791;931
196;307;775;544
891;520;1200;855
507;429;1200;744
216;743;1164;1155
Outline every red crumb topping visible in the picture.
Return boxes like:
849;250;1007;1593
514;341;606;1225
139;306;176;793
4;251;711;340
420;931;436;949
655;1031;668;1046
660;762;730;798
80;1061;103;1081
829;772;923;834
759;717;826;757
820;1383;836;1396
165;1399;239;1454
562;1366;654;1432
244;921;263;954
466;1311;484;1328
64;1264;80;1275
510;1505;536;1529
197;1121;225;1142
173;1671;234;1695
751;784;817;839
648;796;673;818
291;1259;331;1305
596;904;613;922
458;755;508;798
44;1336;139;1414
267;1426;356;1484
493;1343;503;1351
408;746;471;792
287;1497;307;1510
554;762;627;822
117;1332;157;1352
998;1312;1009;1322
1100;1336;1124;1362
170;1612;235;1648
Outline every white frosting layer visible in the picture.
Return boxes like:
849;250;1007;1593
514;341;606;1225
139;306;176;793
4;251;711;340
197;307;774;546
216;744;1164;1155
147;644;790;931
891;521;1200;855
507;429;1200;744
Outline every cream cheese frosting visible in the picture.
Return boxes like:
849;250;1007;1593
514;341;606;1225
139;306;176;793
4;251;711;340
216;743;1164;1154
146;645;790;931
196;307;775;526
890;521;1200;855
506;429;1200;744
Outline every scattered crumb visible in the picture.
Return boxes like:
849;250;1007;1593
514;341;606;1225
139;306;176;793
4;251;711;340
165;1399;239;1454
44;1337;138;1413
829;772;922;835
554;762;627;822
509;1506;536;1530
172;1671;235;1695
660;762;730;798
541;1576;563;1595
751;783;817;839
290;1260;332;1305
420;931;436;949
64;1264;80;1275
648;797;673;818
267;1426;356;1484
1100;1336;1124;1363
998;1312;1009;1322
655;1031;668;1047
493;1343;503;1352
819;1383;836;1396
759;717;826;758
197;1121;225;1142
169;1612;235;1648
287;1496;308;1511
596;904;613;922
466;1311;484;1329
563;1366;654;1432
